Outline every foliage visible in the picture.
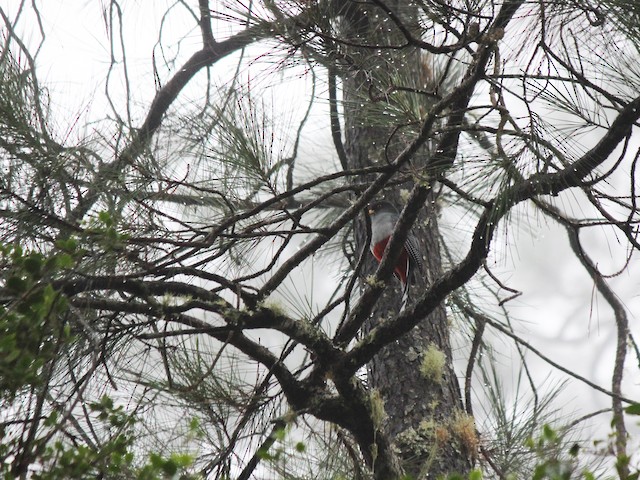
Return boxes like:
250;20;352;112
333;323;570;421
0;244;71;397
3;394;196;480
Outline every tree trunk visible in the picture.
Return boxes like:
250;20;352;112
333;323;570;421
340;2;473;477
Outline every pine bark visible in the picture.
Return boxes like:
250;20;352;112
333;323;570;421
340;2;473;477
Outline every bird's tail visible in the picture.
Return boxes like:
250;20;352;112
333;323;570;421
400;280;410;313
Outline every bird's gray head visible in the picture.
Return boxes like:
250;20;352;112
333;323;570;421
367;200;398;219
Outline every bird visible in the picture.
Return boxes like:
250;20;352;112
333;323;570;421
367;200;424;310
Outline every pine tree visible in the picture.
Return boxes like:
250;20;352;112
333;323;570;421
1;1;640;479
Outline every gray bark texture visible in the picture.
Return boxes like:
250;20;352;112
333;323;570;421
339;1;474;478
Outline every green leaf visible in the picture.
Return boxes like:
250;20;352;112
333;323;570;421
169;453;193;468
532;464;546;480
98;211;113;227
4;348;21;362
161;459;178;476
625;403;640;415
469;469;483;480
55;237;77;252
569;443;579;457
257;447;273;460
6;275;27;293
44;411;59;427
542;424;558;442
10;244;23;259
189;417;199;431
55;253;74;269
23;255;43;277
273;427;286;441
149;452;163;468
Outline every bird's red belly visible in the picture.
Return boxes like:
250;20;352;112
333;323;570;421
371;238;408;284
